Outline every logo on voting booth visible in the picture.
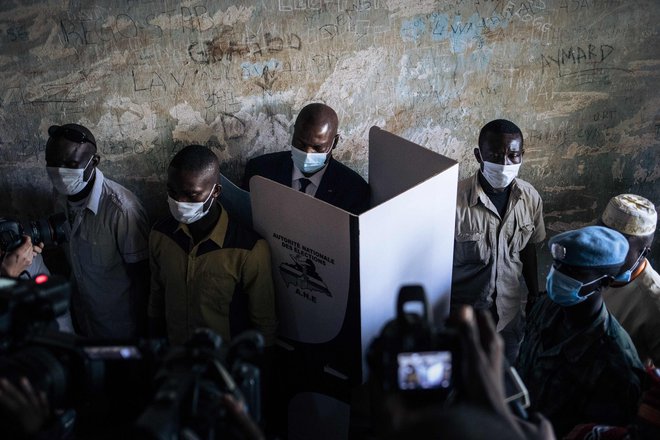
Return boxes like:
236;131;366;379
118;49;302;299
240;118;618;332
272;232;336;304
279;254;332;301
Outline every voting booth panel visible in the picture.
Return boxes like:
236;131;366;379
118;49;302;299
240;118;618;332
250;127;458;382
250;178;354;344
250;127;458;439
250;177;362;380
368;127;459;208
359;128;458;375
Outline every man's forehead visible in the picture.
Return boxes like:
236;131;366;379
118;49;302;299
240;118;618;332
46;138;93;157
167;166;216;186
481;132;522;151
294;119;336;140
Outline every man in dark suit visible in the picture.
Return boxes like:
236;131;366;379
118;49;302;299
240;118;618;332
242;103;370;215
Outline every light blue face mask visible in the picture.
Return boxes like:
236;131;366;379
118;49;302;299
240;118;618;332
614;250;647;283
546;267;608;307
291;145;328;174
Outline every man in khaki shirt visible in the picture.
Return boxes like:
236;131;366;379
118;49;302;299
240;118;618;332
452;119;545;362
149;145;277;346
600;193;659;365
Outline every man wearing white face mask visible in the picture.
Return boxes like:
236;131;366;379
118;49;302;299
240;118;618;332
148;145;277;346
452;119;545;363
242;103;370;215
516;226;644;437
46;123;150;338
599;194;659;365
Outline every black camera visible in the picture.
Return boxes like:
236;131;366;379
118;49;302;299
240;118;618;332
0;213;66;252
0;277;265;439
0;274;70;351
0;276;164;417
367;285;459;402
135;328;264;440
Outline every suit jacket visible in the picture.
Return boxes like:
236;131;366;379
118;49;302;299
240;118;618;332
243;151;370;215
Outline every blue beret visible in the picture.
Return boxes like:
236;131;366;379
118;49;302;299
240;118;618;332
548;226;629;269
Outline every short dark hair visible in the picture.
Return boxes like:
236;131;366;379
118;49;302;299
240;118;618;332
47;123;97;153
169;145;219;174
478;119;523;148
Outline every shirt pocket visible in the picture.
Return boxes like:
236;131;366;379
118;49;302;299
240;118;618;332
511;210;535;252
455;231;489;264
77;235;121;268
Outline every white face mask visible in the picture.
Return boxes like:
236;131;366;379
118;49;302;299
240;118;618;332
481;161;521;189
47;156;95;195
477;148;521;189
291;146;328;174
167;185;216;224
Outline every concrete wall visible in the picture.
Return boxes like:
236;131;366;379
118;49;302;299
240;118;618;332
0;0;658;271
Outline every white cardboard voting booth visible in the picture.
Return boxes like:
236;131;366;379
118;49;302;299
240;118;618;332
248;127;458;439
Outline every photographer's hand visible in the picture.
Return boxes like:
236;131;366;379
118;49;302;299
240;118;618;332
0;377;50;436
32;241;44;257
453;306;554;440
1;236;34;277
453;306;526;436
222;394;265;440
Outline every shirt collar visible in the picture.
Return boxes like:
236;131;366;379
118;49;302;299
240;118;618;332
562;302;609;362
468;172;485;207
291;160;328;189
85;169;104;214
175;202;228;248
539;301;609;363
468;171;522;209
61;168;103;215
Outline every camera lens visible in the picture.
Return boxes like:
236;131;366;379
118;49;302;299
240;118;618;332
17;213;66;248
21;219;48;246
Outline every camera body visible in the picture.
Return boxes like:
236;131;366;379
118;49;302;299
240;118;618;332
0;276;164;416
0;275;70;351
0;277;264;439
135;329;264;440
367;285;459;403
0;213;66;252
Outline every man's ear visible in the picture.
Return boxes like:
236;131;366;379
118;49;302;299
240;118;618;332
212;183;222;199
474;147;482;163
84;154;100;181
331;134;340;151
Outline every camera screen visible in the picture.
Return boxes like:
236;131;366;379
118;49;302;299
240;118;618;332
84;346;142;360
397;351;452;390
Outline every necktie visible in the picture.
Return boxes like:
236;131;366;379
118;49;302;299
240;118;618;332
299;178;311;193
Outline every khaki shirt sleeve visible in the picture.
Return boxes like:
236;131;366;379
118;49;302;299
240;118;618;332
529;193;546;244
242;238;278;346
147;230;165;319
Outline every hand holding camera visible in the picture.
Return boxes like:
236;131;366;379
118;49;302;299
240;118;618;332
451;306;523;432
0;376;51;436
368;286;553;439
0;235;39;278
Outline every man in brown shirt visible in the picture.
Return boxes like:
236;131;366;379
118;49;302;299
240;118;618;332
452;119;545;362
